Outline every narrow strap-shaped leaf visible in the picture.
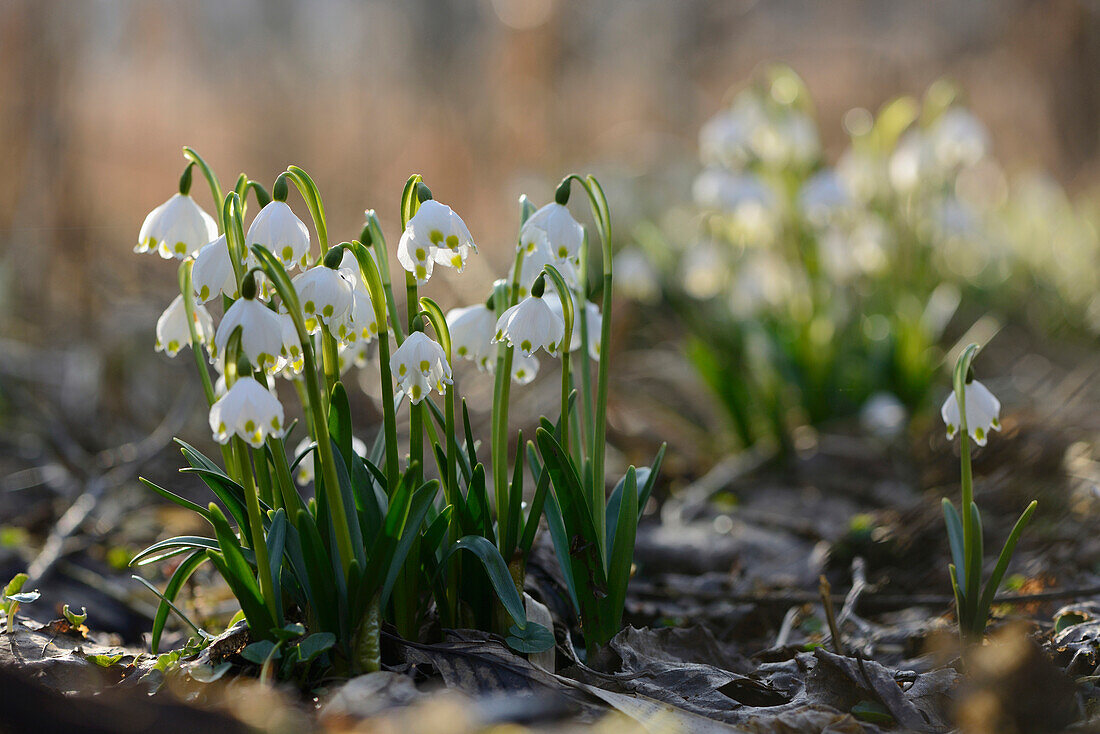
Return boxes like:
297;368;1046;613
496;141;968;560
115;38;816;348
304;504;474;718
439;536;525;628
973;500;1038;636
266;510;288;627
465;464;495;543
377;481;440;607
327;382;354;476
501;431;526;557
133;570;207;646
421;505;454;554
289;441;316;476
518;444;552;556
138;477;211;520
965;501;983;629
462;399;479;477
328;438;366;568
543;479;581;616
145;550;207;654
174;438;222;473
947;563;965;624
206;550;273;638
604;467;638;638
636;443;666;514
131;536;221;566
941;499;966;591
294;509;339;634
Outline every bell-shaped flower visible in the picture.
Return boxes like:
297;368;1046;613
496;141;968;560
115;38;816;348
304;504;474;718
293;435;366;486
941;380;1001;446
518;239;579;298
487;350;540;385
155;294;214;358
447;304;497;369
493;295;564;358
340;340;373;371
213;297;284;374
543;291;602;361
519;202;584;263
397;200;476;284
277;313;305;378
247;201;311;270
192;235;240;302
209;376;284;449
136;193;218;260
334;285;379;346
390;331;452;404
292;266;353;334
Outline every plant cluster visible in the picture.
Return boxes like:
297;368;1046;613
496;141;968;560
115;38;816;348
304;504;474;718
131;150;663;675
624;64;1100;452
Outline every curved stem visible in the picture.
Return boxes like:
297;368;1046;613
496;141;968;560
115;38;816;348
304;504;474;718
234;437;278;622
285;166;328;256
182;147;224;231
543;264;574;455
366;213;405;342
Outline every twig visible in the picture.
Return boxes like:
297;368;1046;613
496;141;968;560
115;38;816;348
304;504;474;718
819;575;844;654
774;606;800;647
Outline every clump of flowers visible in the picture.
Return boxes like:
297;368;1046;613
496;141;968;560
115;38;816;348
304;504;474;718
131;150;661;677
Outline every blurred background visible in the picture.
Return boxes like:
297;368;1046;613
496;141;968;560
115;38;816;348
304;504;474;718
2;0;1099;639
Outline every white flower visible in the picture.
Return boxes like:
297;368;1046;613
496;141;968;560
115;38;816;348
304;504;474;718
246;201;311;270
136;193;218;260
277;313;304;378
333;285;379;347
518;238;579;298
487;350;540;385
941;380;1002;446
493;295;564;358
699;96;765;168
390;331;452;404
292;266;353;334
294;435;366;486
155;294;214;358
340;340;373;371
396;200;477;284
209;376;284;449
213;297;284;374
544;291;602;361
192;235;240;302
447;304;497;369
519;202;584;263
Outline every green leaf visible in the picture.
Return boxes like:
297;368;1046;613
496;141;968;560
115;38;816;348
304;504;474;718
266;510;288;626
270;622;305;642
147;550;207;654
377;480;440;607
604;466;638;637
518;443;552;556
242;640;281;665
132;572;207;643
130;536;222;566
941;499;966;590
974;500;1038;634
3;573;27;599
327;382;354;476
138;477;212;520
501;431;526;557
86;653;124;668
296;632;336;663
852;700;894;725
62;604;87;626
636;443;666;513
506;622;556;654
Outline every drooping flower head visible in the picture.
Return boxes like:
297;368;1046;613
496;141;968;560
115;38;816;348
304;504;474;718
493;292;565;358
390;331;452;404
941;379;1001;446
209;376;284;448
155;294;214;358
212;279;284;374
486;350;540;385
192;235;240;302
519;202;584;264
136;193;217;260
518;238;579;298
334;285;378;347
397;196;477;285
446;303;497;370
247;200;311;270
292;264;354;334
276;313;305;378
544;291;602;361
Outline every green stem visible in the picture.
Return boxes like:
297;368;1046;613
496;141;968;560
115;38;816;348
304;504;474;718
366;213;405;343
182;147;224;232
267;435;305;522
234;438;278;622
321;324;340;397
491;249;525;550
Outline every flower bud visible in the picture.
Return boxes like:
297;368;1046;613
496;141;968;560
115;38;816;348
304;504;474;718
530;274;547;298
273;173;289;203
179;163;194;195
416;182;433;203
323;246;345;270
241;270;259;300
554;177;571;206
